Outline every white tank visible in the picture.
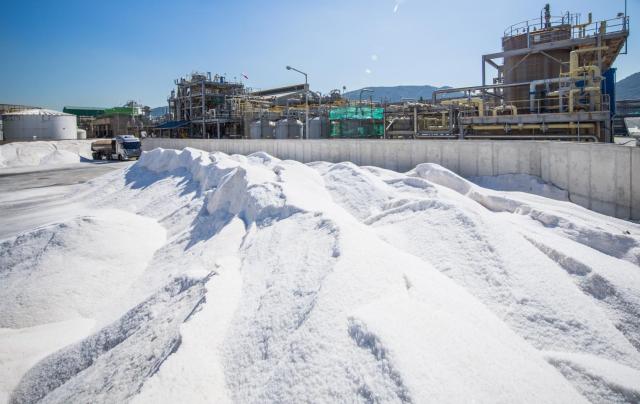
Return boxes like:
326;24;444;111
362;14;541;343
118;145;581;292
77;129;87;140
275;119;303;139
250;121;262;139
2;109;77;141
250;120;276;139
261;120;275;139
309;117;329;139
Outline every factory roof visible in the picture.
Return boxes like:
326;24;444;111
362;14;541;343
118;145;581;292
63;106;107;117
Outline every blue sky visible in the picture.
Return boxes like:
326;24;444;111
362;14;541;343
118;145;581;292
0;0;636;110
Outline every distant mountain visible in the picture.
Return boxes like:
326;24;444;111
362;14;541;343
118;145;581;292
616;72;640;101
343;85;460;103
150;106;169;117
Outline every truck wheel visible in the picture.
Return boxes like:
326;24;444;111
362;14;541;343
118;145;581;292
118;154;124;161
92;153;99;160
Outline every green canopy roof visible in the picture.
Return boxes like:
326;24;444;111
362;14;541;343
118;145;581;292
63;106;106;117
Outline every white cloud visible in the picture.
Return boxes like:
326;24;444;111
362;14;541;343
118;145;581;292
365;68;372;74
371;54;378;61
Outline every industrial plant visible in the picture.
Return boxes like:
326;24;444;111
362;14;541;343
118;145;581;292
1;4;634;144
146;5;630;143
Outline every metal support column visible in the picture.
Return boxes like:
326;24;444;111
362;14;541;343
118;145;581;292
413;106;417;139
202;79;206;139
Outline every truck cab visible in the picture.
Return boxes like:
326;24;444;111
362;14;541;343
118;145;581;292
114;135;142;160
91;135;141;161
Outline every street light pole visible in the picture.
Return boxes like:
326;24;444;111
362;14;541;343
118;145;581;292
286;65;309;139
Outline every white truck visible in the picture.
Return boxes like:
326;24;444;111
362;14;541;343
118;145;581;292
91;135;141;161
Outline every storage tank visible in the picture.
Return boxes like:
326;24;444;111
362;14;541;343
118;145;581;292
250;120;276;139
2;109;77;141
309;117;329;139
77;129;87;140
261;120;275;139
250;120;262;139
502;23;571;107
275;118;303;139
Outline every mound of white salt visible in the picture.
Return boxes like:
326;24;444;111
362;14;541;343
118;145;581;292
0;141;92;168
2;147;639;403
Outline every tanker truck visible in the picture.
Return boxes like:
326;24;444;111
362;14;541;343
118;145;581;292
91;135;141;161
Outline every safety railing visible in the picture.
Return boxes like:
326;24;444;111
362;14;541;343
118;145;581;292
504;14;628;41
457;94;610;118
504;13;578;37
571;16;629;38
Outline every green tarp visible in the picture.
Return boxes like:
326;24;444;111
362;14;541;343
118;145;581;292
329;106;384;137
329;106;384;121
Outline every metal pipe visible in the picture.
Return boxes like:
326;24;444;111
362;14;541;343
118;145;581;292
490;105;518;117
414;134;459;139
529;77;570;112
463;134;598;141
314;91;322;110
202;80;206;139
359;89;374;137
432;81;531;103
386;117;399;131
413;106;418;138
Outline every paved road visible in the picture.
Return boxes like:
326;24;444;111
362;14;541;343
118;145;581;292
0;161;132;192
0;162;133;238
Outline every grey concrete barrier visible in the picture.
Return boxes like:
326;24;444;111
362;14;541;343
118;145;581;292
142;138;640;220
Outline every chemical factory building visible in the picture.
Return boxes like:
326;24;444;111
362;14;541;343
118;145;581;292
435;5;629;141
146;4;631;143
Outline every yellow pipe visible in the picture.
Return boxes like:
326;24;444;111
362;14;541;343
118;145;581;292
568;86;601;112
492;105;518;116
469;123;595;131
568;47;607;76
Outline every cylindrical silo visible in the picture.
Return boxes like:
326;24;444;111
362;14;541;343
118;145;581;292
309;117;330;139
2;109;77;141
275;119;288;139
261;120;275;139
288;119;303;139
250;120;262;139
275;119;303;139
502;26;571;108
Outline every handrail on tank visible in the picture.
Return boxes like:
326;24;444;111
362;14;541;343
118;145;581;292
503;14;628;39
504;12;577;37
570;16;629;39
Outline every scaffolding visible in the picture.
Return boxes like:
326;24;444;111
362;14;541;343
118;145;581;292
329;106;384;138
167;72;247;138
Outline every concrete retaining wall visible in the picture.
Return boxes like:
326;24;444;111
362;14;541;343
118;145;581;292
142;138;640;220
